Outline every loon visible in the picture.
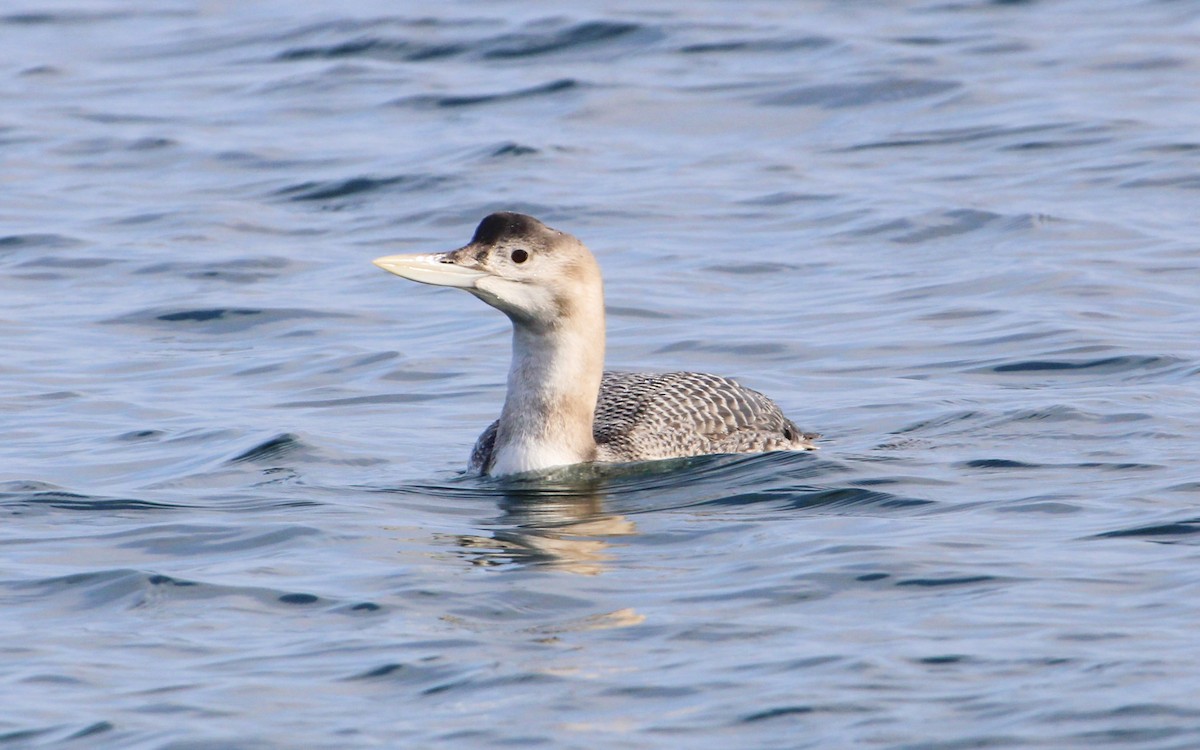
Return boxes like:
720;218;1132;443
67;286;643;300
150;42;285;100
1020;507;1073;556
373;212;817;476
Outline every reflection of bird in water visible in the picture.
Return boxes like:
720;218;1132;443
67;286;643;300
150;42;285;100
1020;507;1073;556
454;487;637;576
374;212;817;476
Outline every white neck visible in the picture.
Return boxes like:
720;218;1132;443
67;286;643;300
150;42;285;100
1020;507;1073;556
488;308;605;476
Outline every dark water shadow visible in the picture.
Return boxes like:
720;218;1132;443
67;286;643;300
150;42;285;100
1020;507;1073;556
1091;517;1200;545
0;481;189;514
3;567;385;617
273;19;657;65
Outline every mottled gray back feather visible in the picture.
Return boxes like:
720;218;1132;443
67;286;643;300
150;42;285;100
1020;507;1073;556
470;370;814;472
469;420;499;474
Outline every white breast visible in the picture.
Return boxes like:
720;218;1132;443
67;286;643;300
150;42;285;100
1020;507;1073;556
488;439;588;476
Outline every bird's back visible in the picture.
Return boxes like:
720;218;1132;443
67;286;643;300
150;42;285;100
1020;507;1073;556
470;370;815;472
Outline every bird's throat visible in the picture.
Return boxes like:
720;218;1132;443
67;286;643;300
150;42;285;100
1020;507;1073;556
488;319;605;476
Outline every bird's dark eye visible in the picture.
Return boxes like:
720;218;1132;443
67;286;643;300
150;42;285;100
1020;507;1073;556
511;248;529;264
783;425;795;441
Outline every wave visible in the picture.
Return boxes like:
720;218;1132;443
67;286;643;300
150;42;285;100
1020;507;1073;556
276;174;448;202
393;78;580;109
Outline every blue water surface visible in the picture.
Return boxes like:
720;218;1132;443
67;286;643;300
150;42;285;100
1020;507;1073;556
2;1;1199;748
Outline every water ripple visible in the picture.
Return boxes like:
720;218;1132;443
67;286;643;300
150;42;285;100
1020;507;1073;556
107;306;350;333
762;78;960;108
394;78;581;109
229;433;305;464
1094;519;1200;542
482;21;649;59
0;233;82;252
0;485;183;513
988;354;1188;375
680;36;834;55
276;174;448;202
277;37;467;63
